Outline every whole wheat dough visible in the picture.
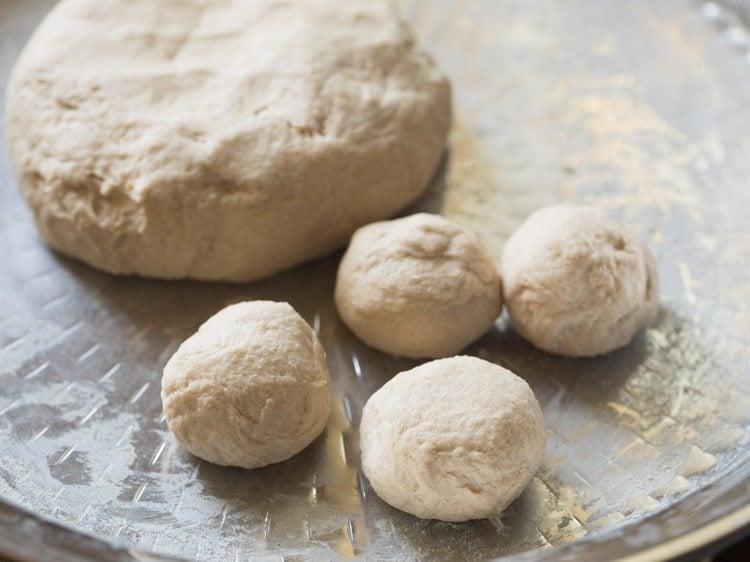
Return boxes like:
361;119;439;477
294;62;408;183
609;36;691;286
4;0;451;282
161;301;331;468
335;213;502;358
360;356;546;522
502;205;659;357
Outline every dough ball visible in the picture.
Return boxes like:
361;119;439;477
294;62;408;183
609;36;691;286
360;356;546;522
5;0;450;282
502;205;659;357
161;301;331;468
335;213;502;358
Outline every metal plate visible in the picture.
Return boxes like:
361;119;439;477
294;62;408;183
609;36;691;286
0;0;749;560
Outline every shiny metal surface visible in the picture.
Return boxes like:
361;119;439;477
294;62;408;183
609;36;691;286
0;0;749;560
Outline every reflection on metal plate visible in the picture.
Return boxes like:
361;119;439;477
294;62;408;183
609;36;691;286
0;0;749;560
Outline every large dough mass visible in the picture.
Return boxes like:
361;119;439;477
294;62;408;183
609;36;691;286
161;301;331;468
360;356;546;522
5;0;451;281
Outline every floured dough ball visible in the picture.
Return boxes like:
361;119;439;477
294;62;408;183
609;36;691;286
5;0;450;281
335;213;502;358
360;356;546;522
161;301;331;469
502;205;659;357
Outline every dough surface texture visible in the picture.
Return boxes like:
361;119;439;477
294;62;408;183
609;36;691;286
5;0;451;281
161;301;331;469
335;213;502;358
360;356;546;522
502;205;659;357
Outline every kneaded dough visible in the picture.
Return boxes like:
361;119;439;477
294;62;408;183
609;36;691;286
161;301;331;468
5;0;451;282
502;205;659;357
360;356;546;522
335;213;502;358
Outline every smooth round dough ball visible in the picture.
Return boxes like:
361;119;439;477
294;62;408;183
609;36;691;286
502;205;659;357
5;0;450;282
335;214;502;358
360;356;546;522
161;301;331;469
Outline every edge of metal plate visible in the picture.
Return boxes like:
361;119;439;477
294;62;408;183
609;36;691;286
0;458;746;562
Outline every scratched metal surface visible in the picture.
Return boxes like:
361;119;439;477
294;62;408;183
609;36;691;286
0;0;749;560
